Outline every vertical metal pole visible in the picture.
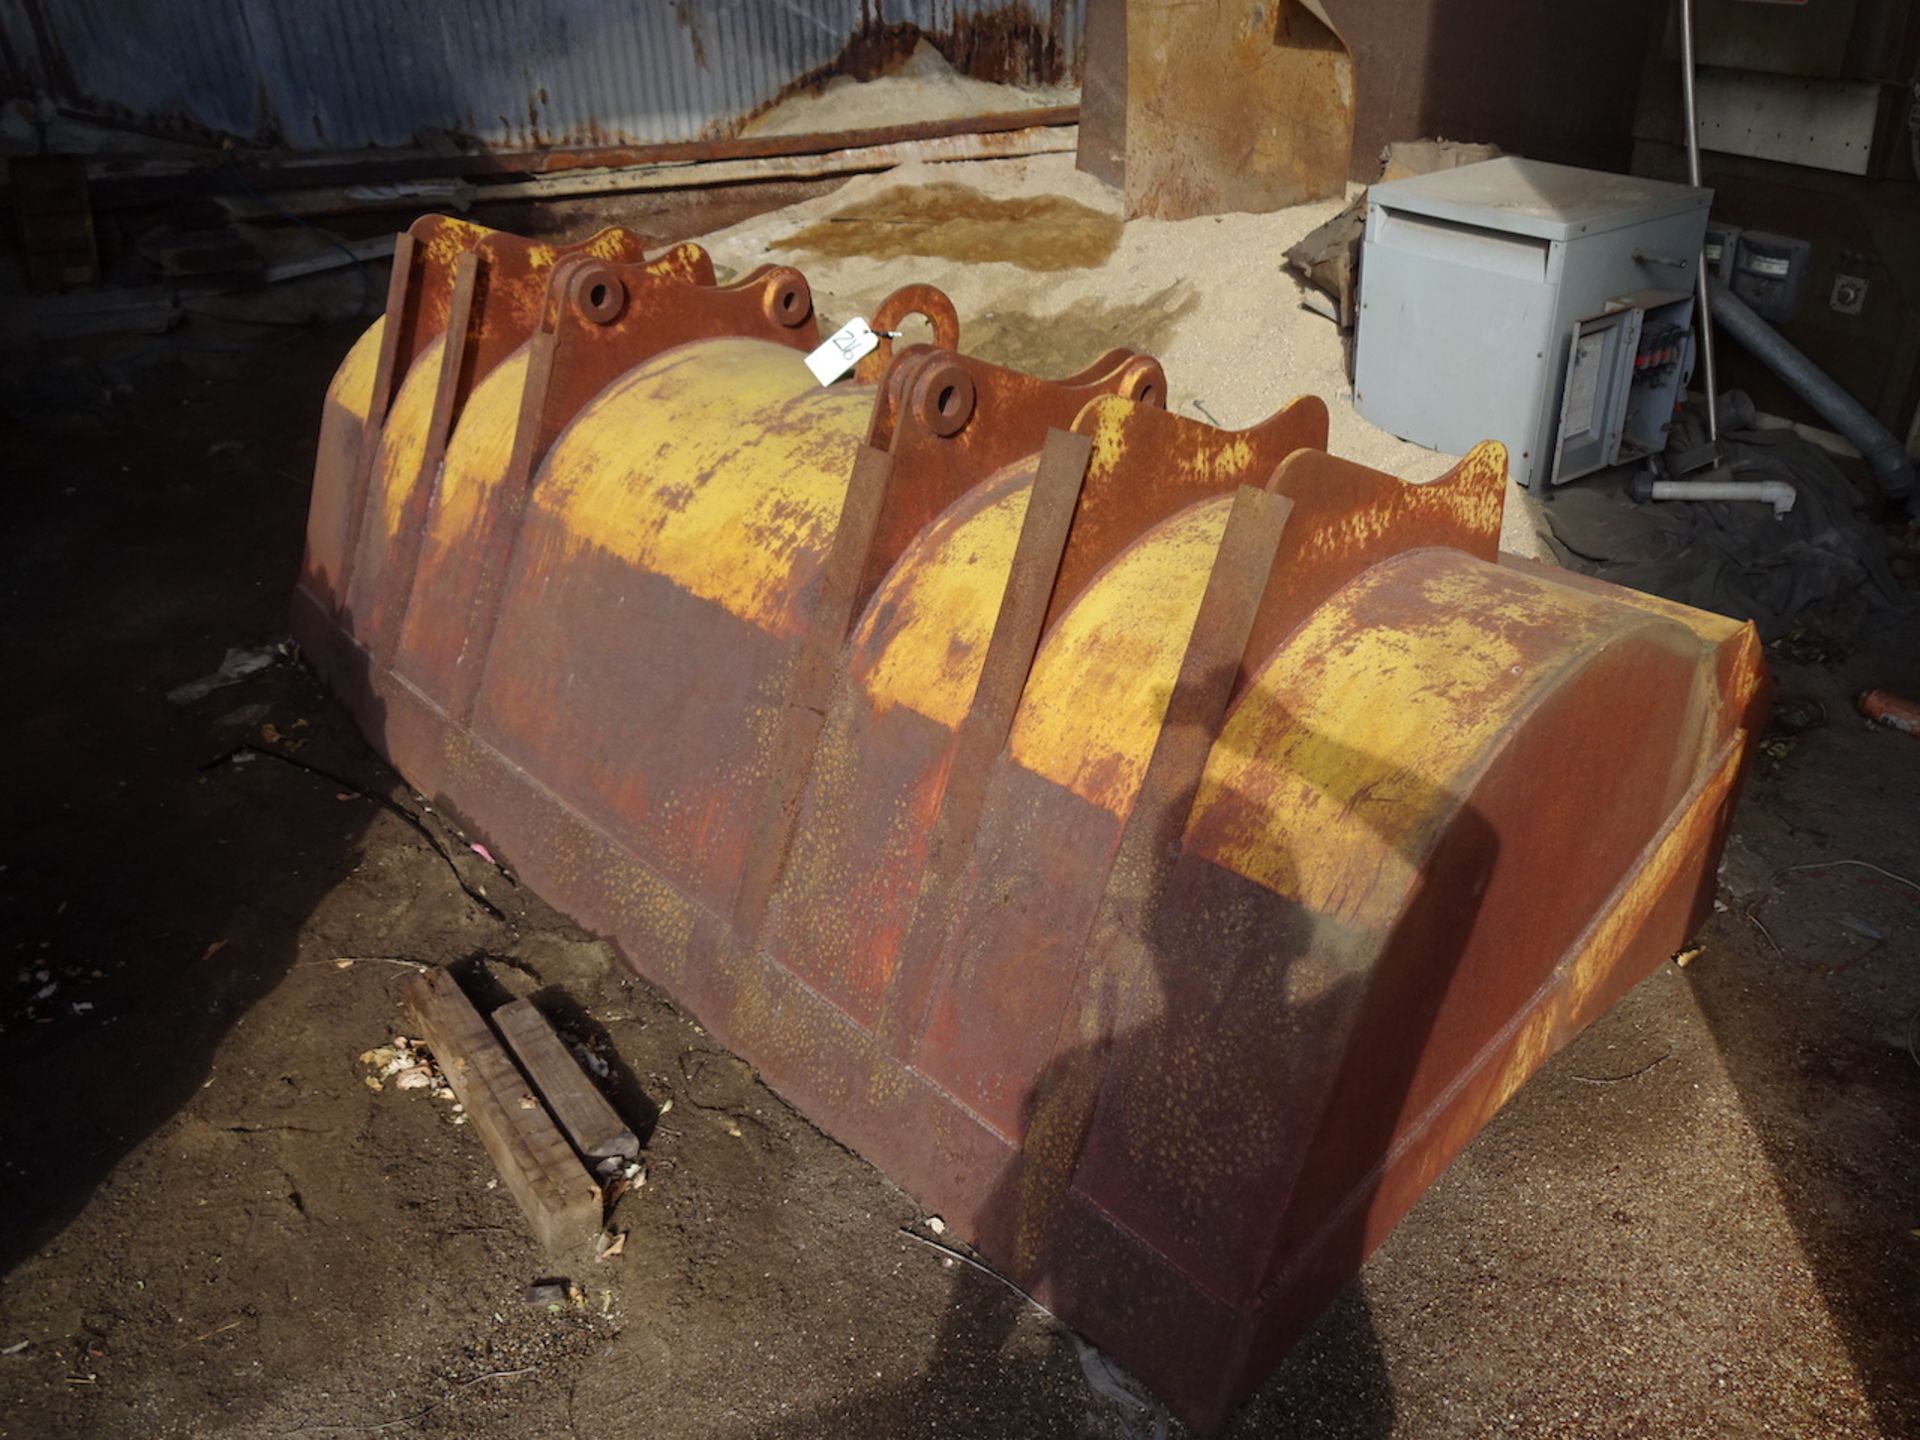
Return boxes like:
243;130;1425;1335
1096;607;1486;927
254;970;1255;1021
1680;0;1721;442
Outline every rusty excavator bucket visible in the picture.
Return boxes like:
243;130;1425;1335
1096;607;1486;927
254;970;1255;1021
292;216;1767;1430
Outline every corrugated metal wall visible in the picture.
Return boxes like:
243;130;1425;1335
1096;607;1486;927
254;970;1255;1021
0;0;1081;151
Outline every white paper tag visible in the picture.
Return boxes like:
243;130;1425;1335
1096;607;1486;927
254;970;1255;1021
804;317;881;386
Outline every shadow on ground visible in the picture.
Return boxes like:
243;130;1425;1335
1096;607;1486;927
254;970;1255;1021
0;329;377;1272
1683;631;1920;1438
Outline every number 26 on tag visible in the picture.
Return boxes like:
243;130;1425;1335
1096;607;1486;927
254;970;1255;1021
804;317;886;386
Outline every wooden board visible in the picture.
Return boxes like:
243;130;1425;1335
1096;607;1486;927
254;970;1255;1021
493;998;639;1167
404;969;602;1256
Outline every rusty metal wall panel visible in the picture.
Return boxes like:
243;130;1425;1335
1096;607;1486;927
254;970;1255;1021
2;0;1082;151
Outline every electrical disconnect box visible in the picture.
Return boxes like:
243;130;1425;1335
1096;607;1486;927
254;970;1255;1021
1729;230;1811;322
1354;158;1713;489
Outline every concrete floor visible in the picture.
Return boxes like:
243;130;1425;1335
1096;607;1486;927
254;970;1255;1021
0;160;1915;1438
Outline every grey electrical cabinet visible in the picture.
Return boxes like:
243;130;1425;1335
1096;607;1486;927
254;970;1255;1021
1353;158;1712;489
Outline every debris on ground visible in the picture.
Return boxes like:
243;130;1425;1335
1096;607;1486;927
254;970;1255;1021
259;721;299;749
359;1034;453;1102
602;1161;646;1204
7;951;115;1034
1859;688;1920;736
1073;1333;1171;1440
1771;696;1828;734
166;640;291;705
1772;620;1853;667
1839;914;1886;942
213;701;271;728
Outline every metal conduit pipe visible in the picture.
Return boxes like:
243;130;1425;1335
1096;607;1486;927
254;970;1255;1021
1679;0;1720;444
1712;285;1917;503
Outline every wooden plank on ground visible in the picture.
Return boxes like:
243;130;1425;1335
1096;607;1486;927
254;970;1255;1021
404;969;602;1256
493;998;639;1168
